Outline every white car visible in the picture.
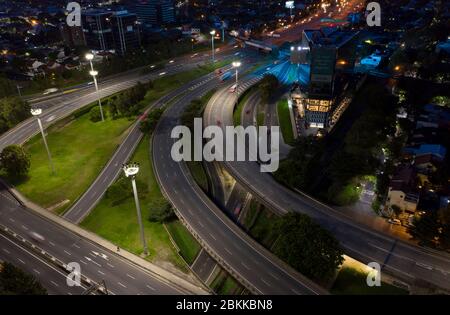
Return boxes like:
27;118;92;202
388;218;402;226
29;231;45;242
42;88;59;95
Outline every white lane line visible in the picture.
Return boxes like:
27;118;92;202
9;218;15;222
291;288;301;295
73;244;81;249
21;225;29;231
2;248;10;254
224;247;232;255
33;269;40;275
49;241;55;247
209;233;216;241
269;272;280;280
107;263;115;268
260;277;271;287
18;258;26;264
126;274;136;280
64;250;72;256
51;281;59;287
98;270;105;275
118;282;127;288
241;262;250;270
146;284;156;291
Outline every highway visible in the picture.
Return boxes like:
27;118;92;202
152;70;327;294
0;49;237;294
203;76;450;292
0;185;192;295
0;47;237;151
0;232;86;295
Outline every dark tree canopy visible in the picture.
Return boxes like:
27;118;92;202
0;262;47;295
273;213;344;282
0;97;31;134
0;145;31;178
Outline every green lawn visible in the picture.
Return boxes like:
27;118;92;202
187;161;208;192
165;220;201;265
15;110;132;214
257;112;265;127
249;207;279;248
233;88;256;126
81;136;187;269
277;99;295;144
327;180;362;206
331;267;409;295
211;271;243;295
14;64;229;214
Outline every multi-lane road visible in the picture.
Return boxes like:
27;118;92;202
0;49;236;294
152;72;326;294
0;185;195;295
203;75;450;292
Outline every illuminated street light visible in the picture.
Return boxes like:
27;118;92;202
123;163;148;256
210;30;216;62
85;52;104;122
232;61;241;87
31;108;55;174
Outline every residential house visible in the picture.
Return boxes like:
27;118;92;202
387;165;420;214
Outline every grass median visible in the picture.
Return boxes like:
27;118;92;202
13;62;229;214
14;110;132;214
81;135;189;270
277;99;295;144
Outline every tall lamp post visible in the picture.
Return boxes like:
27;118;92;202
210;30;216;62
123;163;148;256
31;108;55;174
232;61;241;87
85;53;104;122
232;61;241;108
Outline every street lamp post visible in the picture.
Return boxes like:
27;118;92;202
232;61;241;108
232;61;241;87
31;108;55;174
210;30;216;62
123;163;148;256
85;53;104;122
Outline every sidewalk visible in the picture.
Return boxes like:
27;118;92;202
2;180;209;295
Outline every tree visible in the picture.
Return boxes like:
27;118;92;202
148;198;176;223
0;262;47;295
0;97;31;133
0;75;16;98
259;74;279;102
273;213;344;282
139;108;164;134
0;145;30;178
89;106;102;122
106;175;147;206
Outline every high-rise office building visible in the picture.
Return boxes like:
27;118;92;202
81;10;114;51
111;11;141;55
81;9;141;55
132;0;175;27
291;28;358;129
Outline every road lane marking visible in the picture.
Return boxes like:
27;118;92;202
2;248;10;254
126;274;136;280
18;258;25;264
146;284;156;291
118;282;127;288
64;250;72;256
51;281;59;287
260;277;271;287
33;269;40;274
98;270;105;275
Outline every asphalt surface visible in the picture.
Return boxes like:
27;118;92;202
62;67;228;223
0;232;87;295
152;68;326;294
0;47;237;151
204;76;450;291
0;186;188;295
0;49;236;295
